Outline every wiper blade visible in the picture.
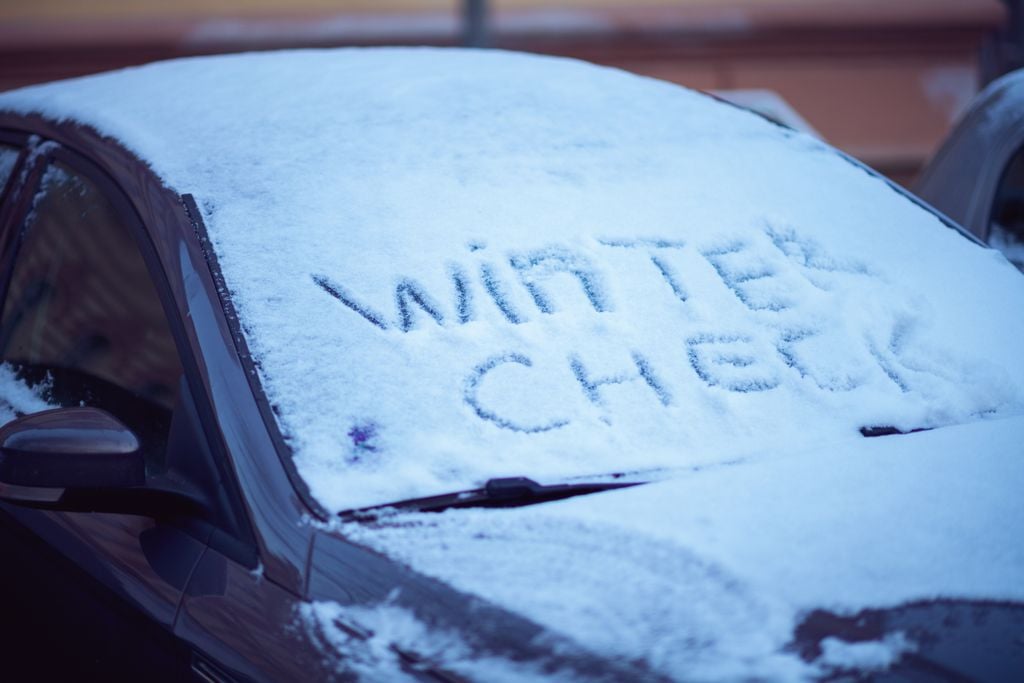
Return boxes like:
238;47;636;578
859;425;931;438
341;476;641;520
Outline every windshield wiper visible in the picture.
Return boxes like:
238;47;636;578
859;425;931;438
340;477;642;520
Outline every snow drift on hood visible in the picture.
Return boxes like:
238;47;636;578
2;48;1023;511
341;415;1024;681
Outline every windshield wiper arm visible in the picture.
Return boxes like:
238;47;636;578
340;476;642;520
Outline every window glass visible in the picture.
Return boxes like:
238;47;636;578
0;162;182;469
990;147;1024;270
0;145;18;200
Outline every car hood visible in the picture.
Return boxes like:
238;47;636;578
319;415;1024;681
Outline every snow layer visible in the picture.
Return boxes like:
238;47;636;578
818;632;914;673
2;49;1023;511
0;363;53;425
343;415;1024;681
300;597;583;683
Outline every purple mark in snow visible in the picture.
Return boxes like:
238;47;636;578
347;422;379;458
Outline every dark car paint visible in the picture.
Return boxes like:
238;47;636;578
793;600;1024;682
0;504;198;681
0;115;1021;682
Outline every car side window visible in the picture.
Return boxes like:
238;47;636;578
0;146;18;198
990;147;1024;270
0;161;183;471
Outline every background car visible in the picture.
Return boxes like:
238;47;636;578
0;49;1022;682
915;67;1024;269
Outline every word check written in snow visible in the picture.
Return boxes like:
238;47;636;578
313;228;907;432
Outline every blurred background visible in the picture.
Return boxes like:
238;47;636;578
1;0;1020;186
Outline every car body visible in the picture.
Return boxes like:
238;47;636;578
915;67;1024;269
0;49;1022;682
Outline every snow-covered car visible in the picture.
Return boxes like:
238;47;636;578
0;49;1022;682
915;68;1024;270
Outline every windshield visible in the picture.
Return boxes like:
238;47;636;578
7;50;1022;513
218;53;1024;513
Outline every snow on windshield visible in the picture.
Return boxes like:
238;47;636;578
3;49;1023;512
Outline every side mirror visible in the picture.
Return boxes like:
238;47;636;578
0;407;143;505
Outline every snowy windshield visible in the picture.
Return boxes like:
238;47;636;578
3;49;1023;513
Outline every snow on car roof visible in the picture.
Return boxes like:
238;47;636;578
2;48;1023;512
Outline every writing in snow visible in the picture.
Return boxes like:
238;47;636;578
312;226;917;433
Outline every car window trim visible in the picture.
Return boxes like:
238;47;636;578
181;195;328;522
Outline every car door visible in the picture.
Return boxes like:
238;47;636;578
0;135;229;681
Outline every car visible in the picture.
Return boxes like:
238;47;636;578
915;67;1024;270
0;48;1022;682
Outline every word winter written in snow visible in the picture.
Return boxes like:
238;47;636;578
313;229;913;432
